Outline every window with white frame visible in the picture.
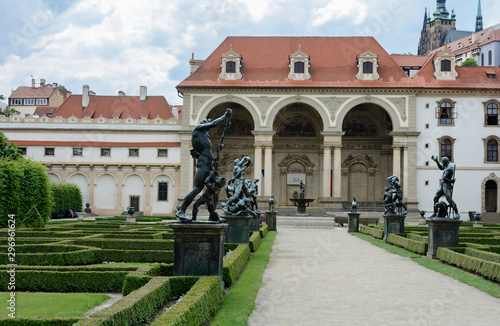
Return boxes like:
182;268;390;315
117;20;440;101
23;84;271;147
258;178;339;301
219;44;243;80
288;45;311;80
36;99;47;105
11;99;22;105
24;99;35;105
356;47;379;80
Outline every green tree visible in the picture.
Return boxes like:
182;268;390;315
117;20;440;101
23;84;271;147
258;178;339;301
461;58;478;67
0;131;22;160
0;95;21;117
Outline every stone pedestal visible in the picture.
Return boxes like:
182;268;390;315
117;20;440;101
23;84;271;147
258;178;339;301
289;198;315;216
169;222;227;278
126;216;136;223
223;215;251;244
249;213;261;232
347;212;360;233
266;211;277;231
383;214;406;242
426;218;462;259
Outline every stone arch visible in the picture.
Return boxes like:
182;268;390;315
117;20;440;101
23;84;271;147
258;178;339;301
95;172;117;184
67;173;89;210
341;154;377;202
334;95;404;130
94;174;117;210
196;95;260;128
123;172;146;185
48;173;61;184
482;173;500;213
267;96;330;131
151;174;175;215
123;174;146;212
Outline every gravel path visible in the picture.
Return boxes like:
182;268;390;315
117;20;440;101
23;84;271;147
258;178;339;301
248;227;500;326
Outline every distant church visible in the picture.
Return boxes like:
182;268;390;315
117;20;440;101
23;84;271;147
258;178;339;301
418;0;483;55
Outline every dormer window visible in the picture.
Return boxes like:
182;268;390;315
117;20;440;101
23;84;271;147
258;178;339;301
219;44;243;80
433;49;458;80
356;46;379;80
288;45;310;80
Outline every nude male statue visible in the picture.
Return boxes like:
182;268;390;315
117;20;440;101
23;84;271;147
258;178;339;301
430;155;460;219
176;108;232;221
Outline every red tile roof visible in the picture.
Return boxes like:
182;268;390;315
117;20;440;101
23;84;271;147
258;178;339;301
9;86;55;99
52;95;175;120
33;107;57;116
10;141;180;147
390;54;430;68
177;36;414;89
413;53;500;89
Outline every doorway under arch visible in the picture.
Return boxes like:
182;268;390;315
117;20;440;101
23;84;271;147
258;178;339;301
485;180;497;212
341;103;393;203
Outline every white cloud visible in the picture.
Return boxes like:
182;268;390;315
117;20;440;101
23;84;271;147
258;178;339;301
311;0;368;26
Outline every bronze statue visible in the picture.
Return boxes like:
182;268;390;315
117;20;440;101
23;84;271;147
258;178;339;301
269;194;275;212
429;156;460;219
191;169;226;222
299;180;306;194
387;175;408;214
176;108;232;222
384;186;395;215
351;196;358;213
222;156;259;217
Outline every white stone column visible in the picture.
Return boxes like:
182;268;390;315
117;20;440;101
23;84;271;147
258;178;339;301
254;145;262;184
264;145;273;196
392;146;401;178
322;146;332;197
403;146;409;199
333;146;342;198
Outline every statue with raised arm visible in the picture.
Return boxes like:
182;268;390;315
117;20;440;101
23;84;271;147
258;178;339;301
176;108;232;222
387;175;408;214
429;155;460;219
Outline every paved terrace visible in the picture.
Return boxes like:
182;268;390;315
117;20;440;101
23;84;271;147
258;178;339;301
248;226;500;326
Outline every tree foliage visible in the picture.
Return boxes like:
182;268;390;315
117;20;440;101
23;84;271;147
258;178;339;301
461;58;478;67
0;131;22;160
0;95;21;117
51;183;83;213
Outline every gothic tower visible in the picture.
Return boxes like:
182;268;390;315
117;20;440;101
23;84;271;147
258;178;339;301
418;0;456;55
475;0;483;32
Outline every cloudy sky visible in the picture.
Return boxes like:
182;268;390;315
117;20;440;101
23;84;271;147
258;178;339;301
0;0;497;105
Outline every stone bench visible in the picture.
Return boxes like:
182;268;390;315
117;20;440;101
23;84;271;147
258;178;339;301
334;217;379;227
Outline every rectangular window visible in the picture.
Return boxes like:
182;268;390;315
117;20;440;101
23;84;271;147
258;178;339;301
44;147;54;156
158;182;168;201
11;99;22;105
19;147;27;156
73;148;83;156
226;61;236;73
294;62;305;74
363;62;373;74
157;149;168;157
100;148;111;157
129;148;139;157
36;99;47;105
24;99;35;105
441;60;451;72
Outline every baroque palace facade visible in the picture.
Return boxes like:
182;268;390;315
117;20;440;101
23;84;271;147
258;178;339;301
177;36;500;219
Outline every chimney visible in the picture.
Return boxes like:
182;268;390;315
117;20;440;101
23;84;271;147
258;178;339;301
31;77;35;88
118;91;126;96
82;85;90;108
40;79;46;87
140;86;147;101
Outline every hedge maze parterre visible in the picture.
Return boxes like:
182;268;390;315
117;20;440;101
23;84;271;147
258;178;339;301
0;222;270;325
360;223;500;283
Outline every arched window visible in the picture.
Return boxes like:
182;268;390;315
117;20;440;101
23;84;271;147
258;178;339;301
439;101;453;125
488;50;492;66
481;53;485;66
441;60;451;72
294;61;305;74
486;102;499;125
487;139;498;162
440;138;452;161
363;62;373;74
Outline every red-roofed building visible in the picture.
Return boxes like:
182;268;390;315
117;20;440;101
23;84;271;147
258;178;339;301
176;36;500;220
8;78;71;117
1;85;182;216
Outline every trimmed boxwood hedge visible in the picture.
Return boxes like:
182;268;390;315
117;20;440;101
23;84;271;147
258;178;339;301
259;224;269;238
0;317;79;325
249;231;261;252
71;238;174;251
464;247;500;264
96;249;173;264
0;245;99;266
0;270;128;292
360;225;384;239
387;233;428;255
437;247;500;282
151;276;223;326
223;244;251;286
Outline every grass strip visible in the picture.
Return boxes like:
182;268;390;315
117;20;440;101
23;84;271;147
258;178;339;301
0;292;110;317
352;232;500;298
210;231;277;326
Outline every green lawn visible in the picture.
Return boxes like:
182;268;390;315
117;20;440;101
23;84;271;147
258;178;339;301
211;231;277;326
0;292;110;318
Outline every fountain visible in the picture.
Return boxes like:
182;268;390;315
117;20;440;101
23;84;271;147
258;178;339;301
289;180;314;216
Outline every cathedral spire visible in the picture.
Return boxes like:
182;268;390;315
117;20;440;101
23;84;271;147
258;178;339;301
476;0;483;32
422;7;428;32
